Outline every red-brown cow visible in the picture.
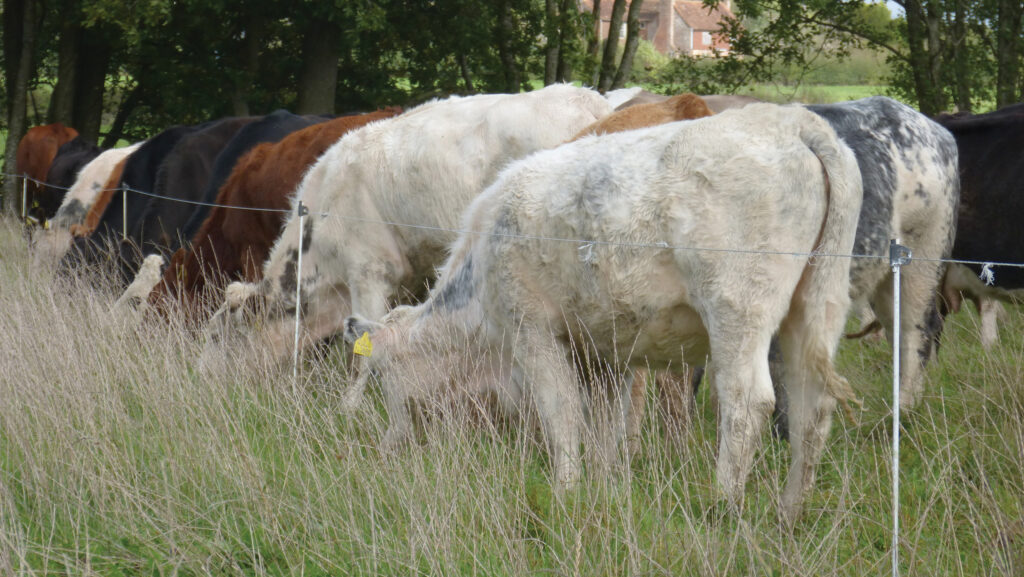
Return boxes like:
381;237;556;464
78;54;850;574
15;123;79;221
149;108;403;321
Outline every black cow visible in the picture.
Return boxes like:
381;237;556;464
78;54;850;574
58;123;205;286
934;105;1024;347
175;110;329;248
41;137;102;220
125;116;259;271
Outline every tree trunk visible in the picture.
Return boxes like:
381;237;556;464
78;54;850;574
102;86;141;148
3;0;38;216
230;18;262;116
296;20;339;115
588;0;602;85
457;53;476;92
544;0;560;85
598;0;627;92
903;0;945;115
48;20;81;125
612;0;644;89
555;0;576;82
952;0;971;112
72;27;111;144
496;0;521;92
995;0;1023;108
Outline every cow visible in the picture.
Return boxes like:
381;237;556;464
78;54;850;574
40;137;103;220
124;116;259;276
173;110;330;252
572;91;715;447
204;85;613;378
58;123;203;286
33;143;142;269
14;123;79;221
69;155;132;238
573;93;713;139
340;104;863;523
614;90;761;114
146;109;402;323
933;106;1024;348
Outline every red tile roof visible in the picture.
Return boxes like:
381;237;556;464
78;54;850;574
675;2;734;31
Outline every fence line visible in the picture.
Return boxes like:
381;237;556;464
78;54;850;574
9;172;1024;275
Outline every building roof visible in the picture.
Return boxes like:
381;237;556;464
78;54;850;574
580;1;734;30
675;2;734;31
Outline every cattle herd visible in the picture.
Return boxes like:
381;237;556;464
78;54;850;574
11;84;1024;523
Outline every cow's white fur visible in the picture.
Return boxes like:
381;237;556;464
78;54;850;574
112;254;164;315
343;104;863;522
205;84;613;372
33;143;142;269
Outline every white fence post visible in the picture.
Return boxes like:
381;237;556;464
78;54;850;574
292;200;308;392
21;175;28;221
889;238;911;577
122;187;128;241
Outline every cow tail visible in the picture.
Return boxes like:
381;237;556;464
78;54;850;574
797;118;864;420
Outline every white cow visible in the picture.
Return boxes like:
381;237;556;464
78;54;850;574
205;84;613;375
342;104;863;522
32;143;142;268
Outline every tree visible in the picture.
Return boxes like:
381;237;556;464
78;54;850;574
2;0;40;215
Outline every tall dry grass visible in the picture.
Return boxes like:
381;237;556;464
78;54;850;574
0;217;1021;576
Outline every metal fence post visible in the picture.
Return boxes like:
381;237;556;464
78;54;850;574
21;175;28;221
292;201;309;392
122;187;128;241
889;238;911;577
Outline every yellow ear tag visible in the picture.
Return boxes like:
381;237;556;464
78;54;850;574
43;220;51;230
353;332;373;357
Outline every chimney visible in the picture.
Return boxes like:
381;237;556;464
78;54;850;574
654;0;674;53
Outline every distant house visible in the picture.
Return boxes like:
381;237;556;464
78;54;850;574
581;0;735;57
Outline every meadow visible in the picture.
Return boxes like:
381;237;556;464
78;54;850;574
0;216;1021;576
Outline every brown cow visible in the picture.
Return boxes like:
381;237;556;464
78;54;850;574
15;123;79;220
69;156;129;238
149;108;404;321
574;93;712;140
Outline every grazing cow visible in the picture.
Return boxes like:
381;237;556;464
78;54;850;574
341;104;863;522
934;106;1024;348
69;155;131;238
174;110;330;250
58;123;203;285
33;143;142;268
573;93;712;139
801;97;959;411
126;116;258;272
41;137;103;219
147;109;402;322
205;85;612;374
15;123;79;220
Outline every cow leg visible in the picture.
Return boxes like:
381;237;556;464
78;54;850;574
380;371;416;451
979;297;1002;349
519;331;584;490
658;367;695;450
711;328;775;510
777;306;847;524
626;368;648;459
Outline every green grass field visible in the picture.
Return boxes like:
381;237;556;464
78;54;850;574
0;215;1021;576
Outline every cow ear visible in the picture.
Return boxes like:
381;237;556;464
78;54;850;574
343;314;383;344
